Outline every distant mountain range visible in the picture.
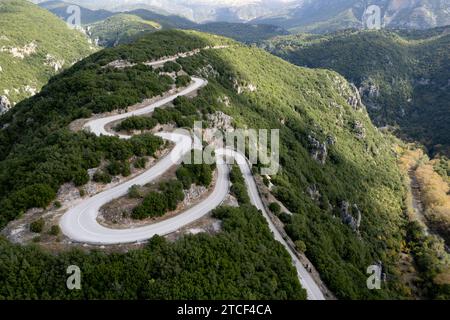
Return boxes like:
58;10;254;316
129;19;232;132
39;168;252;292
32;0;450;33
37;1;290;45
255;0;450;33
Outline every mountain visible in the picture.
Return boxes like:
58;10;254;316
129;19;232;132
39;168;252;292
255;0;450;33
33;0;302;23
87;13;162;47
2;29;445;299
32;0;450;31
126;8;198;29
262;27;450;156
38;2;290;45
38;0;115;24
0;0;96;111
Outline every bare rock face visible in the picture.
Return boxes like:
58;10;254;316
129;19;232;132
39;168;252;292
340;201;362;232
308;134;328;165
0;95;11;114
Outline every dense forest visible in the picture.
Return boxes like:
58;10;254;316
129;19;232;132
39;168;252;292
0;205;306;299
261;28;450;156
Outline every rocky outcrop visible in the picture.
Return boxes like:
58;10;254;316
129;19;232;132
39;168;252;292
307;184;321;202
308;134;336;165
217;95;231;107
232;78;257;94
352;120;366;140
326;135;336;146
23;85;37;96
183;184;207;207
340;201;362;232
207;111;233;131
197;64;219;78
0;41;37;59
360;81;380;99
347;83;364;110
44;54;64;72
0;95;11;115
308;135;328;165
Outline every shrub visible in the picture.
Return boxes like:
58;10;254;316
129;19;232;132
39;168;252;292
269;202;281;215
175;75;191;88
132;192;167;220
93;171;112;184
176;166;193;189
73;170;90;186
295;240;307;253
30;218;45;233
128;185;143;199
49;225;60;236
176;160;214;189
132;180;185;219
163;61;182;73
134;157;148;169
159;180;185;211
116;116;157;132
11;184;56;211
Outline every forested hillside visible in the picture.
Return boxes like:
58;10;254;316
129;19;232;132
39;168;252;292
0;0;96;108
262;28;450;156
87;14;161;47
0;29;434;298
0;205;306;299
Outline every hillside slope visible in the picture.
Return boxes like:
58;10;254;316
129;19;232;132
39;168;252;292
0;29;430;298
38;0;114;24
87;13;161;47
0;0;96;109
262;28;450;156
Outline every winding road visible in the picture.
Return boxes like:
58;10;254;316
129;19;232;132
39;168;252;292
60;70;325;299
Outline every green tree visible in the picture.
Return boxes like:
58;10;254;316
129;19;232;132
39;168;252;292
30;218;45;233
